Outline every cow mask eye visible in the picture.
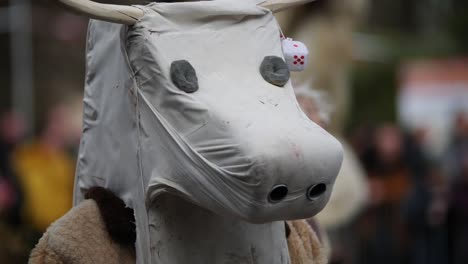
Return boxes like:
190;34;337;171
171;60;199;93
260;56;290;87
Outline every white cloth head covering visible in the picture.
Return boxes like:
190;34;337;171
74;1;343;262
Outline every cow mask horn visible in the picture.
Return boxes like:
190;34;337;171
55;0;316;25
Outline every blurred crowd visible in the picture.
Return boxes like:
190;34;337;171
333;111;468;264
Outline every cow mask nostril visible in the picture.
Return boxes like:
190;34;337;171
307;183;327;200
268;185;288;203
170;60;199;93
260;56;290;87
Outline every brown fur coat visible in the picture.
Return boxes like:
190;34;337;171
29;188;328;264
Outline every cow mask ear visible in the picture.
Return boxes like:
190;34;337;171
260;56;290;87
171;60;199;93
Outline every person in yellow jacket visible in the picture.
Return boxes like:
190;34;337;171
13;103;78;232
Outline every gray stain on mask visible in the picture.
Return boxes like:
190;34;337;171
260;56;290;87
170;60;199;93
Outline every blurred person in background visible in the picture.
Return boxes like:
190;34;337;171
402;128;449;264
295;83;368;264
12;99;81;242
354;123;451;264
357;124;410;264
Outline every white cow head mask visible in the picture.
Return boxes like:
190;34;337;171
65;0;343;262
